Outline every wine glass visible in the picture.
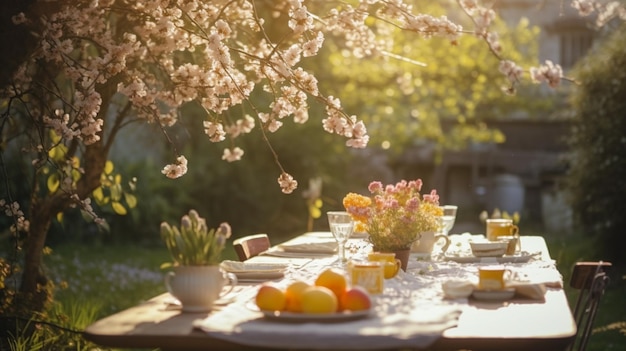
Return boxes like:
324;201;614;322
440;205;458;236
327;211;354;264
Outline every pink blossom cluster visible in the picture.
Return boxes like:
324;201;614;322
572;0;626;27
530;60;564;88
3;0;589;202
0;200;30;234
499;60;524;87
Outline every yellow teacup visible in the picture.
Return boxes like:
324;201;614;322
348;260;385;294
486;218;519;241
478;266;512;290
367;252;401;279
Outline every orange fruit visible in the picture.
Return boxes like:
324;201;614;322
285;280;311;312
339;286;372;311
300;286;338;314
314;268;348;300
255;284;287;311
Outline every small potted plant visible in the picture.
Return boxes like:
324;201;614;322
160;209;237;312
343;179;442;270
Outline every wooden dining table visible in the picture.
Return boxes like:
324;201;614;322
84;232;577;351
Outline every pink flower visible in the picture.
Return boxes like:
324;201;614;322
368;181;383;193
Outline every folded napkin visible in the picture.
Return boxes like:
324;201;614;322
220;260;287;273
278;241;337;254
441;279;547;301
507;281;548;300
261;249;334;258
219;261;287;281
513;267;563;288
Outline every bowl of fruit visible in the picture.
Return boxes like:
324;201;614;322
254;268;373;322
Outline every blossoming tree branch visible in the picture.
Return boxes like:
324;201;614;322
0;0;624;308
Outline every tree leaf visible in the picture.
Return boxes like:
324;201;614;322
93;187;104;203
124;193;137;208
104;160;114;175
112;201;127;215
47;173;60;194
110;183;122;201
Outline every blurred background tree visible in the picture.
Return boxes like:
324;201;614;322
566;21;626;264
312;2;552;156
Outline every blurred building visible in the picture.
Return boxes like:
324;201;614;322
496;0;598;72
398;1;608;234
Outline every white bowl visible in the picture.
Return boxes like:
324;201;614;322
470;242;508;257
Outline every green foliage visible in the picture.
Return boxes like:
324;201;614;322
479;208;521;224
310;2;551;154
44;243;173;316
2;300;106;351
566;22;626;264
0;257;55;326
546;232;626;351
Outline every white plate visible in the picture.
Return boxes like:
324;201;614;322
234;271;285;281
249;303;371;323
279;241;337;254
444;251;537;264
220;260;288;273
472;288;516;301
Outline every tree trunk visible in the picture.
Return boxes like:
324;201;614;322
16;44;120;313
19;142;107;311
20;193;67;312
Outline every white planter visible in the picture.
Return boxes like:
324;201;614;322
411;231;451;255
165;265;237;312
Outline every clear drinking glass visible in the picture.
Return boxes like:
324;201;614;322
327;211;354;263
440;205;458;236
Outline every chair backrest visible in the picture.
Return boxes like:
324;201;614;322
567;261;612;351
233;234;271;261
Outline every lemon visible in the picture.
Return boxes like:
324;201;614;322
300;286;338;314
255;284;287;311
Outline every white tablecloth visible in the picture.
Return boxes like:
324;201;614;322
194;233;562;350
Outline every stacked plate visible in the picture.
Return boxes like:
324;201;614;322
220;260;288;281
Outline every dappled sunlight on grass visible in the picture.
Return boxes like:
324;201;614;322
45;243;240;317
46;245;169;316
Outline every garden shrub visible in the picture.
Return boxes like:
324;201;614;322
567;23;626;264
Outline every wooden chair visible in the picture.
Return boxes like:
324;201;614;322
233;234;271;261
567;261;612;351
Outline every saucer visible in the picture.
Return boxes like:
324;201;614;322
412;252;432;260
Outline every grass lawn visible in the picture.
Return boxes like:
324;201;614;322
545;234;626;351
42;234;624;351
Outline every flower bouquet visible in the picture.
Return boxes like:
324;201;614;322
160;209;232;268
343;179;442;252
